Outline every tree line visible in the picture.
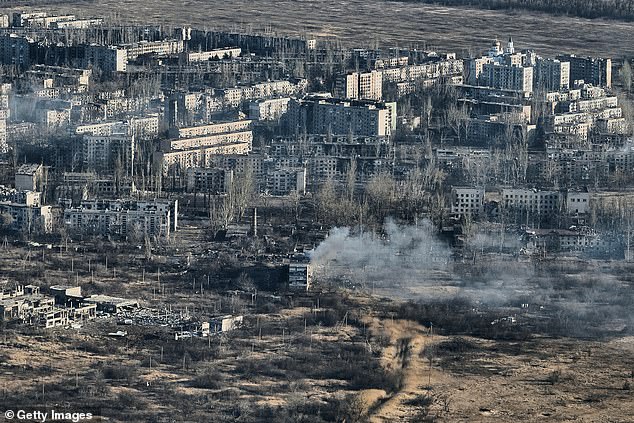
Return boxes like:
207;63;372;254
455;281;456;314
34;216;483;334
398;0;634;21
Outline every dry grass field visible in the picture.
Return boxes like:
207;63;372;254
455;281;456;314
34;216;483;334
0;222;632;421
1;298;632;422
2;0;634;57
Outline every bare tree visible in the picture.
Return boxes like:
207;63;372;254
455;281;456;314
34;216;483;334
315;177;338;224
365;172;396;222
444;104;470;144
0;212;14;231
345;159;357;202
232;165;255;221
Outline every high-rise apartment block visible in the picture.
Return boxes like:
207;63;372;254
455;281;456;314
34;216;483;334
288;96;397;137
0;34;31;68
466;38;534;94
482;62;533;93
336;70;383;101
557;54;611;88
535;58;570;91
83;45;127;72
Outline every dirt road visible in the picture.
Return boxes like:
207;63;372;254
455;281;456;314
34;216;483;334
363;318;446;421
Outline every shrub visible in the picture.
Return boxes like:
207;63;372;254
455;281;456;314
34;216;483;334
547;370;561;385
101;365;136;381
191;368;224;389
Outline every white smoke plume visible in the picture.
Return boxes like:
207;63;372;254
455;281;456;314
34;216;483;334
308;219;634;335
309;219;456;299
308;218;540;304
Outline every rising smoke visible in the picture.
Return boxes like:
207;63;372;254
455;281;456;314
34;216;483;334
309;219;456;299
308;219;539;304
309;219;634;335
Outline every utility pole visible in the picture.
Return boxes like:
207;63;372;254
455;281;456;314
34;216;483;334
428;322;433;386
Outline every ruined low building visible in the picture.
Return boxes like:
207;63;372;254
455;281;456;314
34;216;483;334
15;163;44;192
0;288;55;325
49;285;82;305
0;296;50;320
203;315;244;335
69;304;97;322
83;295;140;313
0;284;97;328
40;308;69;329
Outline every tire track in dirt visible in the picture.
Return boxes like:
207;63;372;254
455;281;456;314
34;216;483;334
362;318;444;422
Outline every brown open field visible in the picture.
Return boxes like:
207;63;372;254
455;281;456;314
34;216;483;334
2;300;632;422
0;221;632;421
3;0;634;57
362;319;634;422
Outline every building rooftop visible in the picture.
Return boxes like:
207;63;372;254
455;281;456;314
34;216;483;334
84;295;139;307
16;164;42;176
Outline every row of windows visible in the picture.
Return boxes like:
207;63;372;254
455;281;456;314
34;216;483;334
505;194;557;199
454;207;481;213
506;199;556;204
